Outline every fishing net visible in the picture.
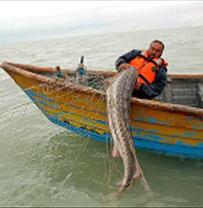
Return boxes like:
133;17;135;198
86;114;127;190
43;64;129;188
48;67;150;192
60;77;123;188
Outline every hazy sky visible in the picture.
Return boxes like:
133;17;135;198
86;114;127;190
0;1;203;44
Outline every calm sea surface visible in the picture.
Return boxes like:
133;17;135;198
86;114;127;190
0;26;203;207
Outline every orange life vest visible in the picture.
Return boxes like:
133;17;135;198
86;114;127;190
129;50;168;86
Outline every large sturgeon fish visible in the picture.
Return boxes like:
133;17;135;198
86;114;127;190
106;67;149;193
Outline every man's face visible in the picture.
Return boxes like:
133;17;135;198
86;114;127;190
148;42;163;59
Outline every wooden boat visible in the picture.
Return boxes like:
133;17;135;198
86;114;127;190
1;61;203;160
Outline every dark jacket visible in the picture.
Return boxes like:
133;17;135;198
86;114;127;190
115;49;168;99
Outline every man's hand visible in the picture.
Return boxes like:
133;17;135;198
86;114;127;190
118;63;131;71
134;80;142;90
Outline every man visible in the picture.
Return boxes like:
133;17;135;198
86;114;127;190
115;40;168;99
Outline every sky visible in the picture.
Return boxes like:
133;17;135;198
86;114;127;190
0;1;203;44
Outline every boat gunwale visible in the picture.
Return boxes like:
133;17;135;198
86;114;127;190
4;61;203;79
1;61;203;120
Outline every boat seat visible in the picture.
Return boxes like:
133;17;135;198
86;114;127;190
198;83;203;108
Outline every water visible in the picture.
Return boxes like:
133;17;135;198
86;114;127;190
0;26;203;207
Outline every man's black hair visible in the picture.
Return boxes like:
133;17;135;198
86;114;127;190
151;40;165;51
